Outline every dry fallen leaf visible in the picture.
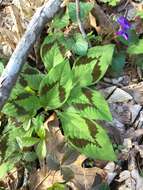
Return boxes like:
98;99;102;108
9;4;24;40
0;27;17;50
29;169;64;190
89;12;101;33
62;155;107;190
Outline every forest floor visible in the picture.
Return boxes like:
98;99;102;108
0;0;143;189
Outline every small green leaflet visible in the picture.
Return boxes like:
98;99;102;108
0;162;14;179
100;0;119;6
33;116;46;139
9;82;25;100
0;60;4;75
36;140;47;160
127;39;143;54
110;51;126;77
23;119;32;131
72;33;88;56
72;44;115;87
66;87;112;121
68;2;94;22
39;59;73;109
59;111;116;161
4;124;33;160
23;152;37;162
40;43;64;71
16;137;40;148
20;64;44;90
52;11;69;29
48;183;66;190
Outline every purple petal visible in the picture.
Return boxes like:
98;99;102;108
117;16;131;30
121;33;128;40
116;30;128;40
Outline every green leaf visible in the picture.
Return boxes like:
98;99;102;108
19;137;40;147
59;111;94;141
0;162;13;179
23;119;32;131
68;2;94;22
0;60;4;75
10;154;23;166
88;44;115;82
2;91;41;117
20;64;44;90
39;60;73;109
100;0;119;6
110;51;126;77
135;55;143;69
15;93;41;112
4;127;24;159
78;121;116;160
40;43;64;71
66;87;112;121
94;183;110;190
2;103;23;117
72;33;88;56
3;122;35;160
23;152;37;162
36;140;47;160
72;44;115;87
136;11;143;19
52;11;69;29
127;30;139;45
72;57;96;87
59;111;116;161
127;39;143;54
33;116;45;139
47;183;66;190
10;83;25;100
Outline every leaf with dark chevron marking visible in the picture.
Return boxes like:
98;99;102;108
20;65;44;90
40;43;64;72
39;59;73;109
66;87;112;121
72;44;115;87
59;111;116;161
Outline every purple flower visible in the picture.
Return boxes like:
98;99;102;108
117;16;131;30
116;30;128;40
116;16;131;40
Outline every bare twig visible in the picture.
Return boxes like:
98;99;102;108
75;0;91;47
33;170;52;190
0;0;62;111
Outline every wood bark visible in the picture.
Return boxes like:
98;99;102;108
0;0;62;111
